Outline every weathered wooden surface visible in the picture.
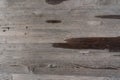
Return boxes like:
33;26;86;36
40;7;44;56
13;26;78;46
0;0;120;79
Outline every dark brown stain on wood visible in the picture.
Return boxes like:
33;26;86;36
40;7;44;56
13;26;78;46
2;27;10;30
46;20;62;24
46;0;67;5
95;15;120;19
52;37;120;52
26;26;28;29
3;30;6;32
2;27;10;32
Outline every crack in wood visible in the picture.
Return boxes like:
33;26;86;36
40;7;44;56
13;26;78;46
52;37;120;52
28;63;120;73
77;65;119;70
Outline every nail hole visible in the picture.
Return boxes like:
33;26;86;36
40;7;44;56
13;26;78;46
46;20;62;24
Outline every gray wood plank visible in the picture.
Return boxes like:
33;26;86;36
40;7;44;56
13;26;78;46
0;0;119;78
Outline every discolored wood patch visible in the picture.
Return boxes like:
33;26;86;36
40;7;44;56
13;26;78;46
46;20;62;24
53;37;120;52
95;15;120;19
46;0;67;5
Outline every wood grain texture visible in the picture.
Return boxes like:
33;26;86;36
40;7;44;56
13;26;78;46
0;0;120;79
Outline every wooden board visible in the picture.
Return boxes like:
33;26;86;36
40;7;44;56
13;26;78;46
0;0;120;79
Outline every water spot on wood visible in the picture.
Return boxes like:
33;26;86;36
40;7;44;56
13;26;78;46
95;15;120;19
52;37;120;52
46;0;67;5
46;20;62;24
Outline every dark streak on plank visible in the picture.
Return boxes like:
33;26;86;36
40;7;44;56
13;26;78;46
95;15;120;19
46;0;67;5
52;37;120;52
46;20;62;24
